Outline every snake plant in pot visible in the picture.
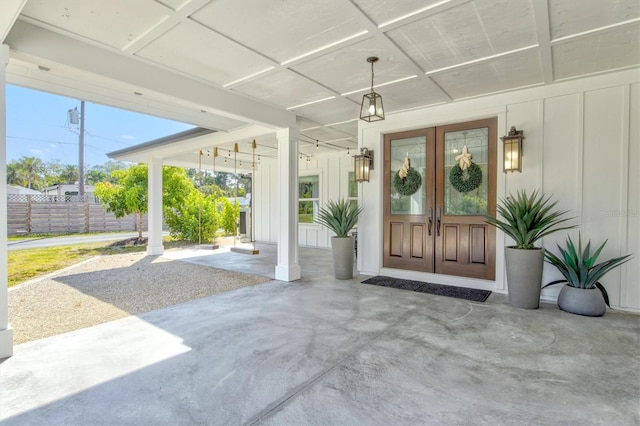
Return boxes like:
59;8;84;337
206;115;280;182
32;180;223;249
543;234;632;316
484;190;575;309
315;198;363;279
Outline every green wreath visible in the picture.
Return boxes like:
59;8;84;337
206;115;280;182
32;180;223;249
393;167;422;196
449;162;482;193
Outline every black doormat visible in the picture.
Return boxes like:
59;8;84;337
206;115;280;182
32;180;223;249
361;276;491;302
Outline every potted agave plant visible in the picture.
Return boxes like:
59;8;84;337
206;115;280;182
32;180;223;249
543;234;632;316
485;190;575;309
315;198;363;280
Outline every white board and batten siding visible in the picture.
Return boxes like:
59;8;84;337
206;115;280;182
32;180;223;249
253;152;356;249
251;69;638;311
357;69;639;312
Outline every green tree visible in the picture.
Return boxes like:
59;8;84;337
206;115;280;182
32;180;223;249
218;197;240;234
85;167;108;185
164;190;219;243
199;183;224;198
86;161;127;184
6;162;26;187
94;164;193;238
8;156;45;189
58;164;79;183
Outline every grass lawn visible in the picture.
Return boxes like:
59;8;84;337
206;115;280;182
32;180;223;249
8;238;191;287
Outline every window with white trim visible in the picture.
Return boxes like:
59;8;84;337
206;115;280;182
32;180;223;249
299;175;319;223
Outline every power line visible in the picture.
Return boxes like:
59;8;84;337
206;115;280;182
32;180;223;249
84;131;134;147
7;135;99;150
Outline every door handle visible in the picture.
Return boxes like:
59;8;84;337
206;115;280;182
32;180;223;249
436;208;441;237
427;207;433;236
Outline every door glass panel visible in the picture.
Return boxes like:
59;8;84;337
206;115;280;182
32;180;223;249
444;128;488;215
390;136;426;215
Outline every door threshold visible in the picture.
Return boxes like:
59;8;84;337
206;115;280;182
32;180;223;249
378;267;497;292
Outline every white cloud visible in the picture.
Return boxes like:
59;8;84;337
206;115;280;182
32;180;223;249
120;134;135;140
29;149;44;156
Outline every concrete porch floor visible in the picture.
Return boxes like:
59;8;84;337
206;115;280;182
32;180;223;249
1;244;639;425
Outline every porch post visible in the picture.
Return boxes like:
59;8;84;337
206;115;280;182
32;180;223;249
275;127;301;281
0;44;13;359
147;156;164;255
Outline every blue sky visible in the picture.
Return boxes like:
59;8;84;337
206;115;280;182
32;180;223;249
6;85;194;167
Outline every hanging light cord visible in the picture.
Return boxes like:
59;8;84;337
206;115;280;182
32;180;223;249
370;60;375;92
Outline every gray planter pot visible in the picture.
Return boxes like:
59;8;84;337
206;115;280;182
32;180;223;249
331;236;355;280
557;285;606;317
505;247;544;309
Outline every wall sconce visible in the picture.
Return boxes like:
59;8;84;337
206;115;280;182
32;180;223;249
354;147;374;182
359;57;385;122
501;126;524;173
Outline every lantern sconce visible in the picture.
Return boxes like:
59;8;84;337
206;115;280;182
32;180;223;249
354;147;374;183
501;126;524;173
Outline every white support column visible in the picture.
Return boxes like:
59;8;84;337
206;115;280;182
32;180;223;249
147;157;164;255
0;44;13;359
275;127;301;281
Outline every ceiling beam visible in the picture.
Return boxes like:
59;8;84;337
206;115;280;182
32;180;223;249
6;20;295;129
532;0;554;84
0;0;27;43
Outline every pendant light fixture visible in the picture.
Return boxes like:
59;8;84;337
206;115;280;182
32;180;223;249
359;56;384;122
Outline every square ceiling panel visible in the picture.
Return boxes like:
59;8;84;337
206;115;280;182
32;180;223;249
431;49;542;99
353;0;445;26
189;0;366;63
291;38;417;94
136;22;274;86
553;25;640;80
294;98;360;126
232;70;335;109
296;117;323;131
347;77;450;113
388;0;537;72
21;0;170;50
326;120;358;138
549;0;639;39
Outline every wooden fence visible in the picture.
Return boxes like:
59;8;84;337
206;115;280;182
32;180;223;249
7;194;147;235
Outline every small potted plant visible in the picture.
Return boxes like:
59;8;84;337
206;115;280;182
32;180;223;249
485;190;575;309
543;234;632;316
315;198;363;279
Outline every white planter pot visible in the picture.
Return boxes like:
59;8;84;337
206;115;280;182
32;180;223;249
331;236;355;280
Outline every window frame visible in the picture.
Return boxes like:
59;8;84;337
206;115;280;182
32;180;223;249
298;171;322;226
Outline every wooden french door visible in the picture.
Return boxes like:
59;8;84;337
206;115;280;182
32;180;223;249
383;118;496;280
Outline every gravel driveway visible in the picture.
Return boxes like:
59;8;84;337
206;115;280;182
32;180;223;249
9;251;271;345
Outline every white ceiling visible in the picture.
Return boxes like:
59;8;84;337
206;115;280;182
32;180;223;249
2;0;639;170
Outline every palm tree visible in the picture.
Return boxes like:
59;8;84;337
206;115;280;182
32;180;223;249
59;164;79;183
6;162;27;187
17;156;45;189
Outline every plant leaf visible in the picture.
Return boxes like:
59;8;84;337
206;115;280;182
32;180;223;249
595;282;611;308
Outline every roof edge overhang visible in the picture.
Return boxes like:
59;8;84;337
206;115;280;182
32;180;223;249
108;127;215;161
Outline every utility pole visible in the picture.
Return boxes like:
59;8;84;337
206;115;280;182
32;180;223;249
68;101;85;197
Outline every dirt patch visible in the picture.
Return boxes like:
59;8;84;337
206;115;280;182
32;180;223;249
109;237;148;247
